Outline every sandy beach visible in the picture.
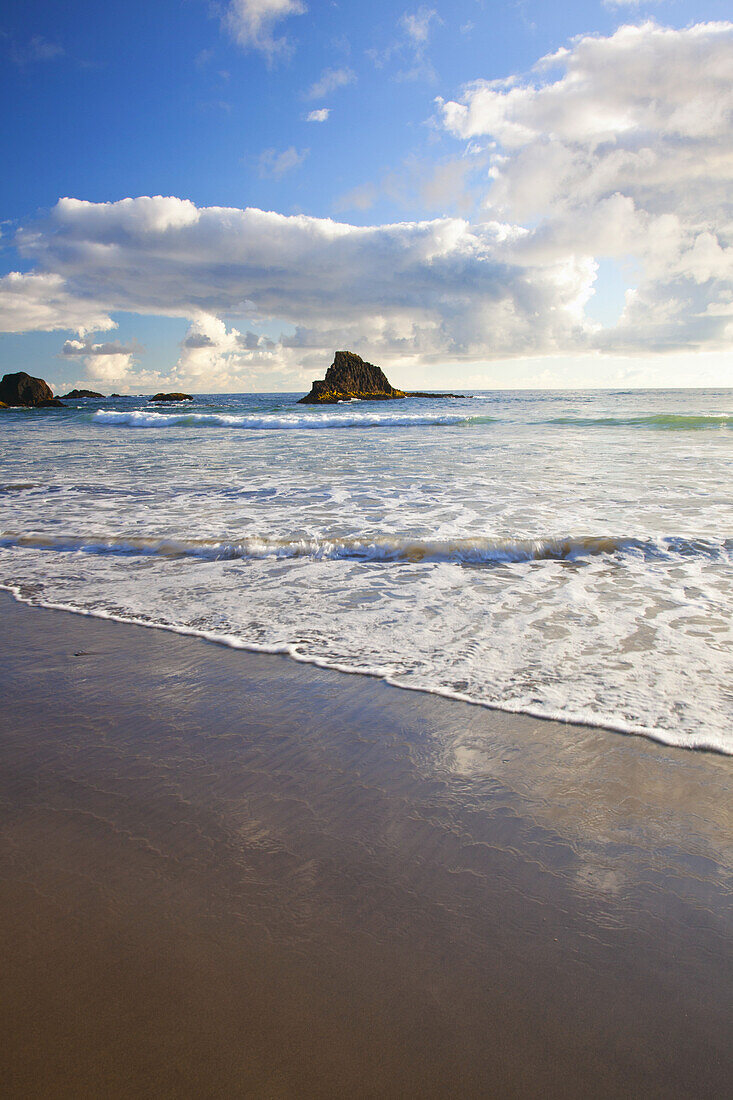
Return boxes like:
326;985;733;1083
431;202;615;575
0;591;731;1097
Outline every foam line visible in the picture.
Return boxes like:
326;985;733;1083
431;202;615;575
1;582;730;756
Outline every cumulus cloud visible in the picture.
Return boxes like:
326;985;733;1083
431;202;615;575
305;66;355;99
170;313;307;390
440;21;733;352
223;0;306;60
11;195;595;366
307;107;330;122
60;337;143;387
174;313;242;384
0;272;114;334
5;23;733;382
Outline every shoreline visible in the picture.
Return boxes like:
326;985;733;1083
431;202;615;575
2;583;726;756
1;592;732;1096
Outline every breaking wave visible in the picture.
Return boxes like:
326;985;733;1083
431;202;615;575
1;531;730;566
93;409;481;430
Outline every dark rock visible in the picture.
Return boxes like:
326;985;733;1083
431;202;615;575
299;351;406;404
150;392;193;402
61;388;105;399
0;372;65;407
407;391;468;399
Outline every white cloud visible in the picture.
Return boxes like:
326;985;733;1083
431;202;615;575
223;0;306;60
175;313;242;385
0;272;114;334
257;146;308;177
60;337;144;388
401;8;440;46
82;352;139;385
169;313;310;390
7;19;733;391
11;195;595;367
305;67;355;100
62;338;137;357
307;107;330;122
440;21;733;353
367;7;441;81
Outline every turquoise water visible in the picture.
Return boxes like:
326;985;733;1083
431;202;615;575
1;388;731;752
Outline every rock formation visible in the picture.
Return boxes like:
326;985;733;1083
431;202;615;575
299;351;406;404
62;388;105;399
407;391;467;399
150;392;193;402
0;372;65;407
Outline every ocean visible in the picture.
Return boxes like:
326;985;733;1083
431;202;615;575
1;388;731;753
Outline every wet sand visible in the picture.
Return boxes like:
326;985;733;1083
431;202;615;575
1;591;731;1098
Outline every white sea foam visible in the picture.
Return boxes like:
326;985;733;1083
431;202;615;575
2;387;732;756
2;573;731;756
1;530;730;565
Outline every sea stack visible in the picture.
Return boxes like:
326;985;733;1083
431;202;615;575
61;388;105;399
149;392;193;402
0;372;65;408
299;351;405;404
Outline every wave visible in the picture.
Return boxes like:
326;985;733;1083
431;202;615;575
93;409;481;430
91;409;733;433
545;413;732;430
2;581;731;756
1;531;730;566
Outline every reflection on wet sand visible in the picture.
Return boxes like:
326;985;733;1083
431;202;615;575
0;593;731;1098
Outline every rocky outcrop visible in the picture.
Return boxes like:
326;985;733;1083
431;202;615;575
0;372;65;407
299;351;405;404
407;391;467;399
61;388;105;399
150;392;193;402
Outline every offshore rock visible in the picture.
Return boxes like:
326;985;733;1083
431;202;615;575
150;392;193;402
0;372;65;407
299;351;406;404
62;388;105;399
407;391;467;399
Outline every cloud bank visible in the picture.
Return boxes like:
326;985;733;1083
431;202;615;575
1;22;732;388
7;195;594;369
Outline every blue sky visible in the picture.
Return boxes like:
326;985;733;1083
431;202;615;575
1;0;732;391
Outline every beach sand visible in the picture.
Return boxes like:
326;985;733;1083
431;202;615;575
1;591;731;1097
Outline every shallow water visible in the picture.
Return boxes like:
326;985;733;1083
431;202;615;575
2;388;731;752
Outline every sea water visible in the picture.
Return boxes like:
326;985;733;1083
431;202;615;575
1;389;731;753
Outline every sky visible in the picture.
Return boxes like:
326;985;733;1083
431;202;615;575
1;0;732;393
